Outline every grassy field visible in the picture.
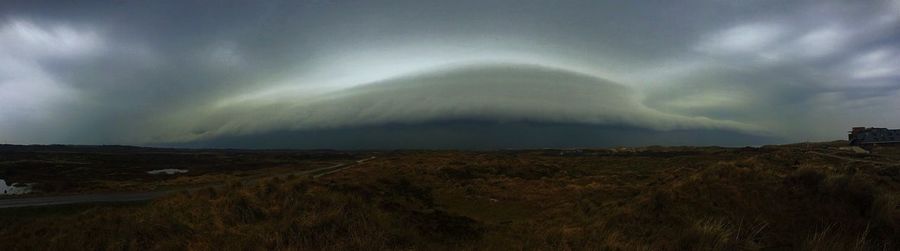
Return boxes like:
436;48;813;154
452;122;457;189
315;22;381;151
0;142;898;250
0;145;358;195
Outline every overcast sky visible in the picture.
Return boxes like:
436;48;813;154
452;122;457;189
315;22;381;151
1;0;899;147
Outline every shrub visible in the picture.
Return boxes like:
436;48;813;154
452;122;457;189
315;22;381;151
786;167;826;190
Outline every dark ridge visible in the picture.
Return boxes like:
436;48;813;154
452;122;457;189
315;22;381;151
179;120;782;150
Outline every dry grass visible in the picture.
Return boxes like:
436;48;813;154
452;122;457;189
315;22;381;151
1;144;898;250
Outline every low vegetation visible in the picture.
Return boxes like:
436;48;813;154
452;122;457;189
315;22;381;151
0;145;355;194
0;143;898;250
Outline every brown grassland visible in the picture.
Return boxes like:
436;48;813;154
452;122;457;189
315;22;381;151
0;145;356;194
0;142;898;250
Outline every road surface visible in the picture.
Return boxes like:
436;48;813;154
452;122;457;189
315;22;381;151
0;157;375;209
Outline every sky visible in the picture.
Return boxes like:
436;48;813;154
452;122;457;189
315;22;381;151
1;0;899;148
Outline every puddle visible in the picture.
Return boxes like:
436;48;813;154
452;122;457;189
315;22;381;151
0;179;33;195
147;169;189;175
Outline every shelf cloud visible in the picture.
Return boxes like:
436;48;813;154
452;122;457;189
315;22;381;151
151;64;763;143
1;0;899;147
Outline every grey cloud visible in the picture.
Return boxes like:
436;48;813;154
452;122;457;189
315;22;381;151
643;64;825;136
1;0;899;146
638;0;900;141
150;63;763;144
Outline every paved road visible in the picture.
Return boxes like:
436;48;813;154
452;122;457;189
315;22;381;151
0;157;375;209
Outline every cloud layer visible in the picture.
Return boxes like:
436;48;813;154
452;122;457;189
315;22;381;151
1;0;899;147
152;64;762;143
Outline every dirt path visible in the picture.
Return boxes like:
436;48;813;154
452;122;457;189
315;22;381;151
808;151;899;166
0;157;375;209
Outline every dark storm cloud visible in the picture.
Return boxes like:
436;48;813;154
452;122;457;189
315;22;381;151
1;0;899;146
152;63;762;143
182;121;777;150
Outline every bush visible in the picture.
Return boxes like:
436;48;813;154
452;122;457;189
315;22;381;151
786;167;826;190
